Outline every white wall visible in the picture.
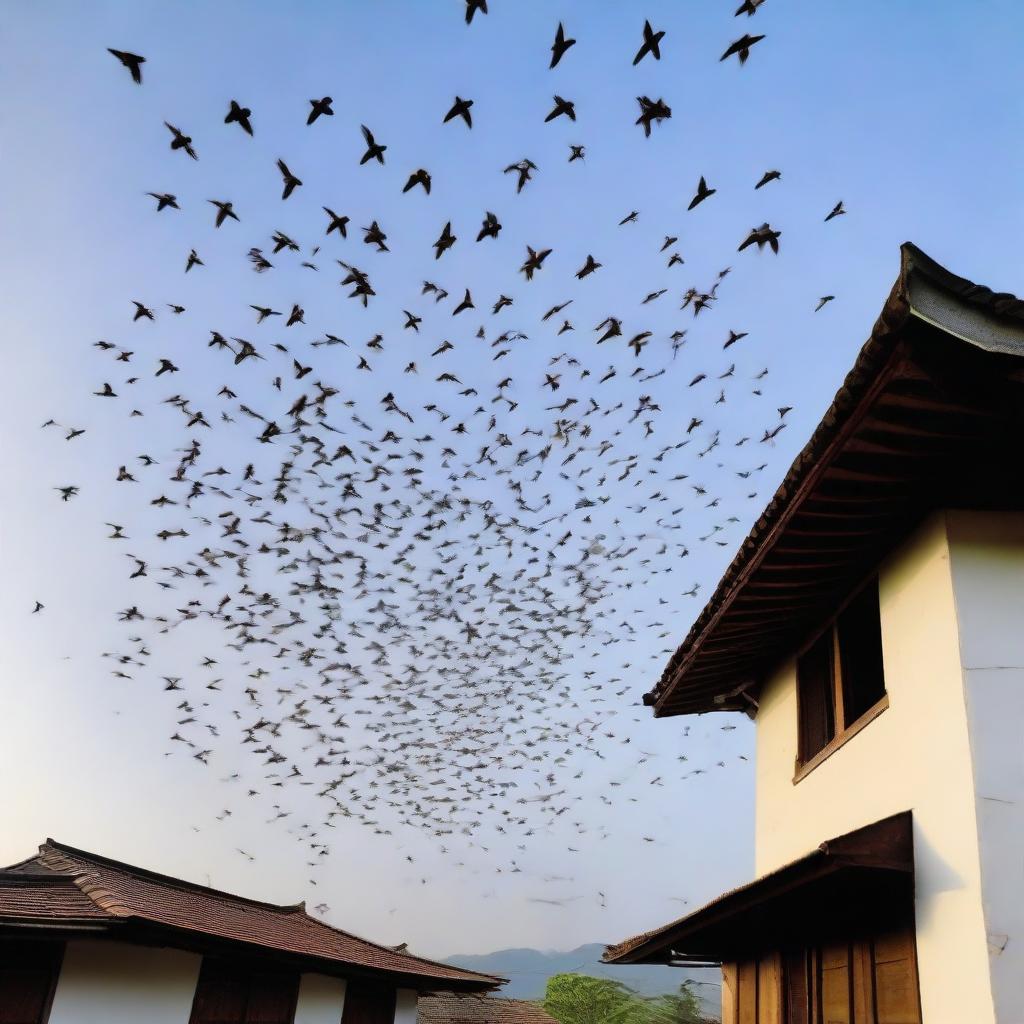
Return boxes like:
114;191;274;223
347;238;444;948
295;972;346;1024
754;512;995;1024
48;939;202;1024
947;510;1024;1024
395;988;418;1024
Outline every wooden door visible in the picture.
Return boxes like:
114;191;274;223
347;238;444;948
341;982;398;1024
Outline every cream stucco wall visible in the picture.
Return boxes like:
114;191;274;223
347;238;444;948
47;939;202;1024
754;512;995;1024
295;971;347;1023
395;987;419;1024
947;510;1024;1024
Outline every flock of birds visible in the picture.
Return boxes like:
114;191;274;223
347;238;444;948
38;3;850;917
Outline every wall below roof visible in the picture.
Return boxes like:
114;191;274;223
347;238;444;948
753;511;995;1024
396;987;419;1024
295;972;347;1023
48;939;202;1024
947;510;1024;1024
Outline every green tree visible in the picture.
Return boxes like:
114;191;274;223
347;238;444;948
644;982;705;1024
543;974;647;1024
543;975;706;1024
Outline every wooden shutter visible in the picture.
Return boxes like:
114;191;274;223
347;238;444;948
190;961;247;1024
0;943;63;1024
189;959;298;1024
819;942;852;1024
872;926;921;1024
757;953;782;1024
341;982;397;1024
722;963;738;1024
797;633;835;760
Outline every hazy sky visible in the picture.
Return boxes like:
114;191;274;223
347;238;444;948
2;0;1023;966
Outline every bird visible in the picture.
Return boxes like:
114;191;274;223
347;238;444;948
477;212;501;242
323;208;349;237
633;20;665;65
31;601;44;614
107;48;145;83
433;222;457;259
735;0;768;14
635;96;671;137
576;255;601;279
755;169;781;189
403;169;432;194
550;23;576;68
738;223;781;253
825;200;847;222
276;159;302;200
208;200;239;227
568;145;585;163
443;96;474;128
307;96;334;125
720;34;765;64
504;159;537;193
688;176;716;210
359;125;387;164
147;192;179;211
465;0;487;24
225;100;254;135
815;295;835;312
164;122;197;159
185;249;203;273
545;96;576;122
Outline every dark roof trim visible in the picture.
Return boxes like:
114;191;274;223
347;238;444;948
603;811;913;965
646;244;1024;716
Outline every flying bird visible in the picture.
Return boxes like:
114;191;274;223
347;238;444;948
359;125;387;165
276;159;302;199
550;22;576;68
825;200;847;222
755;169;781;189
107;48;145;83
225;100;253;135
688;176;716;210
720;33;765;64
633;20;665;65
307;96;334;124
164;122;197;159
443;96;474;128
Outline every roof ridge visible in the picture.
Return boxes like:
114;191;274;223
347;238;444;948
40;839;307;915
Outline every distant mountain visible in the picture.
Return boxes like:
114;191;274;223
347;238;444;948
443;943;720;1016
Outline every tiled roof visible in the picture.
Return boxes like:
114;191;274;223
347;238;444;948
1;840;502;991
418;994;557;1024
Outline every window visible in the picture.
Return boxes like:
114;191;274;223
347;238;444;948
189;958;299;1024
0;942;63;1024
796;577;887;772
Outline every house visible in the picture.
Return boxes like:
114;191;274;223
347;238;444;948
0;838;503;1024
604;244;1024;1024
417;993;557;1024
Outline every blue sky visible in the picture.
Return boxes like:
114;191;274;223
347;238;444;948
1;0;1022;961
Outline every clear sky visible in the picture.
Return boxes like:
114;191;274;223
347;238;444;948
1;0;1022;964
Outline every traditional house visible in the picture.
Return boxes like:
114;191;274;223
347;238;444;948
417;993;557;1024
604;245;1024;1024
0;838;502;1024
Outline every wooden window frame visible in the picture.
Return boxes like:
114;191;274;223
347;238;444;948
793;576;888;784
